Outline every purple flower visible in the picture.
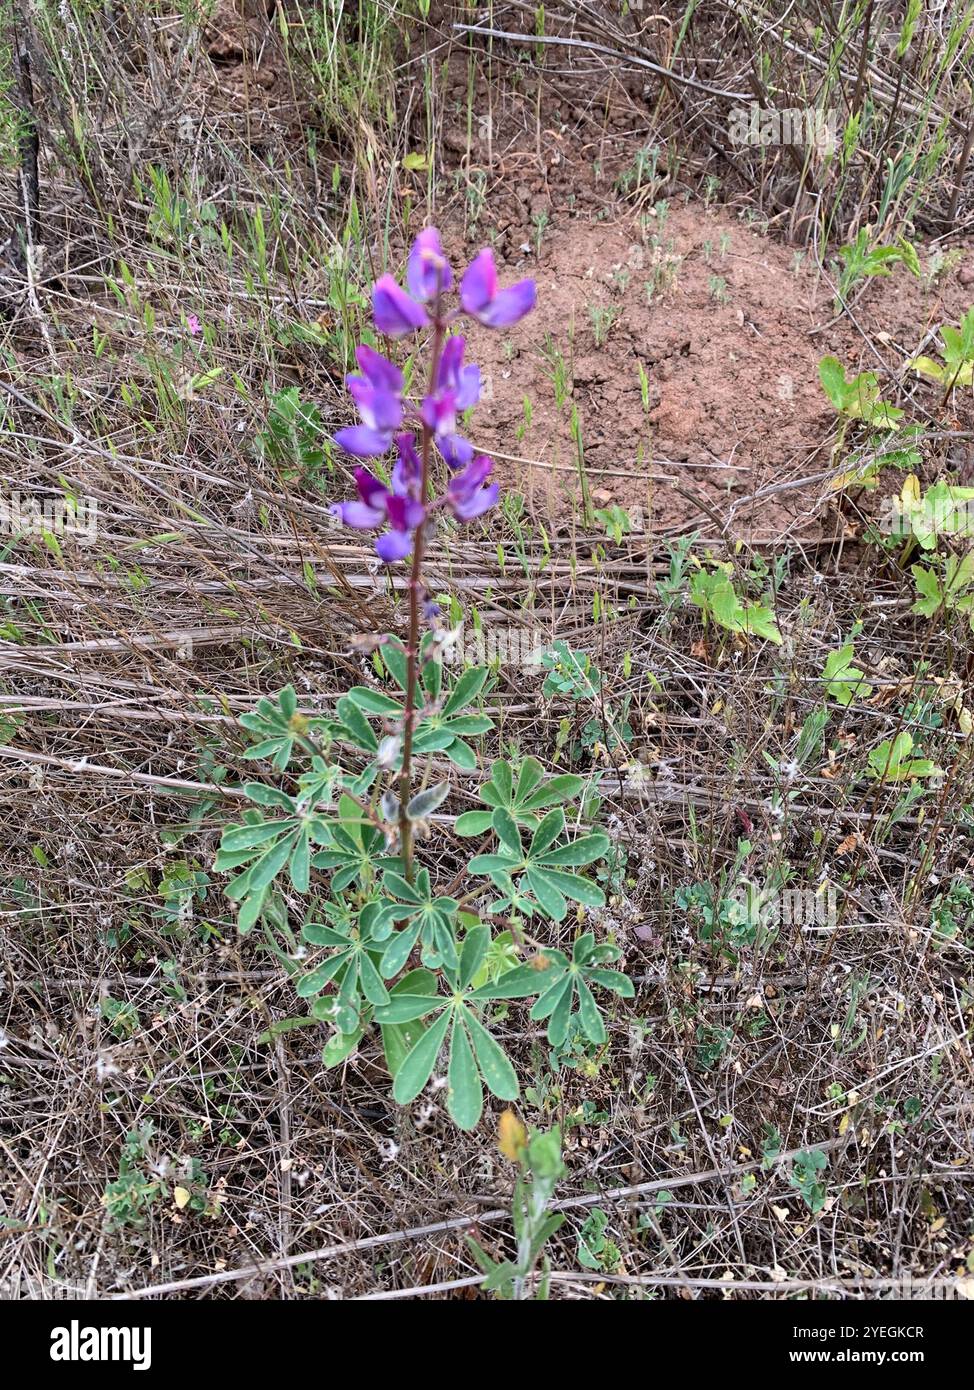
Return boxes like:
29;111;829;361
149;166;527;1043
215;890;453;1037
447;454;500;520
333;345;404;457
331;230;523;562
407;228;453;303
331;467;392;529
391;431;421;493
187;313;202;337
373;274;429;337
460;249;536;328
377;495;422;561
436;335;480;411
420;335;480;469
354;343;404;394
331;437;427;563
436;434;474;470
334;380;402;458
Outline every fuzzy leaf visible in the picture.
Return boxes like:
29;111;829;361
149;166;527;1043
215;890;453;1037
442;666;488;717
454;810;494;836
392;1009;451;1104
448;1017;482;1130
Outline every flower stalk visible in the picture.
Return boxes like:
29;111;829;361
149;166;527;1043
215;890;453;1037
399;313;446;879
329;227;536;880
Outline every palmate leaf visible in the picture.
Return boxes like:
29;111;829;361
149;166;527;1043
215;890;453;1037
468;807;610;922
376;867;460;974
738;602;782;645
387;1001;520;1130
911;563;944;617
373;925;531;1130
455;756;585;836
474;933;633;1048
378;922;632;1127
310;794;403;890
311;832;402;891
296;898;393;1033
316;969;439;1074
342;637;493;773
239;685;329;772
295;755;377;811
216;796;334;933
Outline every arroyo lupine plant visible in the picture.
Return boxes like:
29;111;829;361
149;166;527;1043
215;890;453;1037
331;228;535;875
218;230;631;1131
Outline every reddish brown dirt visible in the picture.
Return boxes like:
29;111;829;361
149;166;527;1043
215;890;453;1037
440;204;974;541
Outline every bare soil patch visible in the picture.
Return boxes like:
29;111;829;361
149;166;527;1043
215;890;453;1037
444;205;974;540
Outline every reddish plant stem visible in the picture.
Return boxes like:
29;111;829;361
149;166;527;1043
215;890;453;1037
398;314;445;881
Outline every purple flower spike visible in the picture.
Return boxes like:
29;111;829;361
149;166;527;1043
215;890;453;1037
448;454;500;520
373;274;429;338
407;227;453;303
332;229;527;567
460;249;536;329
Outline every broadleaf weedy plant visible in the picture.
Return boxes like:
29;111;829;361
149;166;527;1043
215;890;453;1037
215;230;632;1128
